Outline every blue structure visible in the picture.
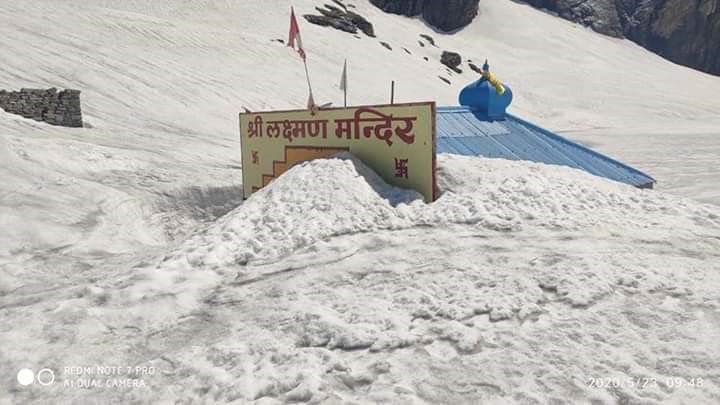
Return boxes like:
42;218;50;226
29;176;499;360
437;62;655;189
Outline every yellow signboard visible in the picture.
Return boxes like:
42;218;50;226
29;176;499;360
239;102;437;202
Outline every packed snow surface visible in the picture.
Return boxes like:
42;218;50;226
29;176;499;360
4;155;720;403
1;0;720;403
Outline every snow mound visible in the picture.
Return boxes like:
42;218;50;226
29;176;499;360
165;153;420;269
158;154;720;270
432;154;720;230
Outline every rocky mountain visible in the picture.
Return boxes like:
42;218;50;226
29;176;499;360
523;0;624;36
523;0;720;76
368;0;719;76
369;0;479;31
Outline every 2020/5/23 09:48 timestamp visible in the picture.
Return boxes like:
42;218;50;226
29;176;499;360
587;377;704;389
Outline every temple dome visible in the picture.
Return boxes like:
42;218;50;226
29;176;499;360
458;61;513;120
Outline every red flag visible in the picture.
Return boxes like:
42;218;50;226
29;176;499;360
288;7;306;60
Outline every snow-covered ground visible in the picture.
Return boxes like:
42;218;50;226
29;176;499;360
566;130;720;206
1;0;719;403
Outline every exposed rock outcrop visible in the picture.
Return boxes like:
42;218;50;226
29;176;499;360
304;4;375;37
419;33;436;46
622;0;720;76
304;14;356;34
369;0;480;31
423;0;479;31
523;0;720;76
369;0;423;17
468;62;483;74
441;51;463;73
367;0;719;76
522;0;624;37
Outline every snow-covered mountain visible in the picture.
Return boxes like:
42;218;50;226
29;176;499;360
1;0;719;403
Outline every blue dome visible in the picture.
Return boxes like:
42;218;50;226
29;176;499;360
458;64;513;120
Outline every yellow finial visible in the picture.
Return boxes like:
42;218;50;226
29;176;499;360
481;60;505;95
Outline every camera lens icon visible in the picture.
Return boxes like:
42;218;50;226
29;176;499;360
17;369;34;386
37;369;55;386
17;368;55;386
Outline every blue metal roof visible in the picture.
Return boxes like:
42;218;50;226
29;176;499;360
436;106;656;188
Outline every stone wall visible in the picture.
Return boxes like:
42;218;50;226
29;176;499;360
0;88;83;128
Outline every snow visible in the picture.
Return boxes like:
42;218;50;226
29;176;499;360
1;0;720;403
564;130;720;206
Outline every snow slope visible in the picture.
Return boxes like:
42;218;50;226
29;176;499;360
2;0;719;134
1;0;720;403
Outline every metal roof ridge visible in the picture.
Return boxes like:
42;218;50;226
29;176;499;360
437;106;472;112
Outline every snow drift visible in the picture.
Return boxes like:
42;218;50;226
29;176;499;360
155;154;719;270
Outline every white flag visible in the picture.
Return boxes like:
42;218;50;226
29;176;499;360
339;59;347;91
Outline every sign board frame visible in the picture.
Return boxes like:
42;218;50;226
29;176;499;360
239;102;437;202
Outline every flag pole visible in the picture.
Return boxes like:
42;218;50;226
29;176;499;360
343;58;348;108
303;58;314;104
288;6;315;110
390;81;395;105
339;59;348;108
